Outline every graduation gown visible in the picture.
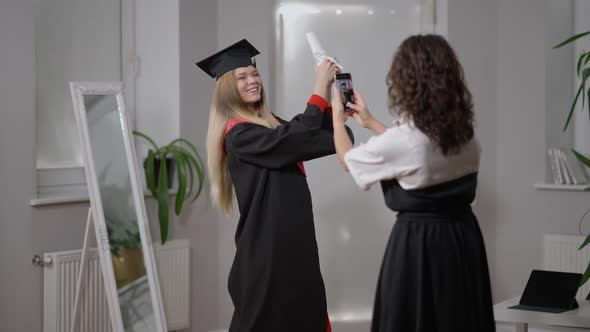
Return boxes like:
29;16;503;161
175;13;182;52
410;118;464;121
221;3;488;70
223;95;351;332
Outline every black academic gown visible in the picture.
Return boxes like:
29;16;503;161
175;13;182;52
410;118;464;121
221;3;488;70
224;96;352;332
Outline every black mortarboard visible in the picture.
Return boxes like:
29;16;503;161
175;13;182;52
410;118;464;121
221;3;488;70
196;39;260;79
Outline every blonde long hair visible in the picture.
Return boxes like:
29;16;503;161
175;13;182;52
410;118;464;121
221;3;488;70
206;70;281;215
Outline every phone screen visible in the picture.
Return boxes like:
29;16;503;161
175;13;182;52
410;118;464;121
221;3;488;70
335;73;354;111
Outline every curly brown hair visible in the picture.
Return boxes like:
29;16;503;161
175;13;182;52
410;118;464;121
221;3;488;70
387;34;474;156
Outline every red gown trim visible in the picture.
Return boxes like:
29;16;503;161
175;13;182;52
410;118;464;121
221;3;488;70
307;94;330;113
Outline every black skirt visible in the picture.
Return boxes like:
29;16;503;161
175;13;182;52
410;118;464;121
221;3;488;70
371;174;495;332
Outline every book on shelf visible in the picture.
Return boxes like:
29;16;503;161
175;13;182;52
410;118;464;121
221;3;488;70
548;147;589;185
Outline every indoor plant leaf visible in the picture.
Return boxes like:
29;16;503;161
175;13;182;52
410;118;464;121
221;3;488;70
132;130;205;244
580;260;590;287
171;138;206;180
571;149;590;168
157;150;170;244
183;152;195;201
146;150;157;197
563;79;585;132
577;53;586;77
577;52;590;77
171;151;187;216
171;145;204;200
579;233;590;251
172;146;202;202
553;30;590;49
133;130;159;150
584;53;590;71
570;149;590;191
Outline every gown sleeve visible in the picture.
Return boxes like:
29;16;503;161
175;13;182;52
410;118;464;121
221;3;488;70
225;94;353;169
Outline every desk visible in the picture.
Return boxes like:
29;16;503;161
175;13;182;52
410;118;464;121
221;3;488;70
494;297;590;331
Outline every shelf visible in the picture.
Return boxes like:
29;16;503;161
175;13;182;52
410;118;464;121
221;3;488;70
30;194;90;206
534;183;589;192
30;189;178;207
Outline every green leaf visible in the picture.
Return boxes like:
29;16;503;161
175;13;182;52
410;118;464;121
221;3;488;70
579;233;590;251
170;138;199;158
563;68;590;131
132;130;159;150
168;143;200;197
578;53;586;77
157;150;169;244
580;261;590;287
171;146;200;200
564;83;585;132
572;149;590;168
183;153;195;201
146;150;157;197
170;138;206;178
171;151;187;216
571;150;590;192
577;52;590;77
582;67;590;107
169;146;204;201
553;31;590;49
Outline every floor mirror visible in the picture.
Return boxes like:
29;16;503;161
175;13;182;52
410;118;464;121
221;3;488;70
70;81;167;332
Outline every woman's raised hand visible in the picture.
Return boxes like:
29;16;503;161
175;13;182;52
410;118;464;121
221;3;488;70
313;59;340;100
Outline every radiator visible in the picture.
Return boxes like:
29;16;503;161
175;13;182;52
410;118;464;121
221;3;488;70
43;239;190;332
543;233;590;300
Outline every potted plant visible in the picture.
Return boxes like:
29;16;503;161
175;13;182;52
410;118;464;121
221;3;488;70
554;30;590;294
107;223;145;288
133;130;205;244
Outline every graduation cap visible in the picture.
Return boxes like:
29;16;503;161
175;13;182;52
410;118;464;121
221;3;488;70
196;39;260;79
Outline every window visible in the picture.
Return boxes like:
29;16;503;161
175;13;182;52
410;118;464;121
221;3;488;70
33;0;135;204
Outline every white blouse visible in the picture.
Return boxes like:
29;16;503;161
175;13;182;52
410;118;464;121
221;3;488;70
344;118;481;191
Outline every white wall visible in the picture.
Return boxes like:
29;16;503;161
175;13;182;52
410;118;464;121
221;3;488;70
135;0;180;147
545;0;574;165
446;0;499;303
0;1;37;329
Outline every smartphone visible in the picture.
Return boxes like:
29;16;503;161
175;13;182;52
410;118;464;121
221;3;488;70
335;73;355;111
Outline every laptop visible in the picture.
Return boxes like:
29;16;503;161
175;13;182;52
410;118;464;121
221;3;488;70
509;270;582;313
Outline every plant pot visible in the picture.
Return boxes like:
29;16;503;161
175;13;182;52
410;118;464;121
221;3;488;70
111;247;146;289
144;157;174;189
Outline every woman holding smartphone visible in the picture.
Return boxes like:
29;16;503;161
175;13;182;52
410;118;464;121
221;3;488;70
331;34;495;332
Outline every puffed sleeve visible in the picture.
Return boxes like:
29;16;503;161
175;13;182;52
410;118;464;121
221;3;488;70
344;125;417;190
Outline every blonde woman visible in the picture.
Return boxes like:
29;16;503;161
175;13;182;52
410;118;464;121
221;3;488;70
196;39;351;332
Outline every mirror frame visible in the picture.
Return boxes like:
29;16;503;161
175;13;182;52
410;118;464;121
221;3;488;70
70;81;167;331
